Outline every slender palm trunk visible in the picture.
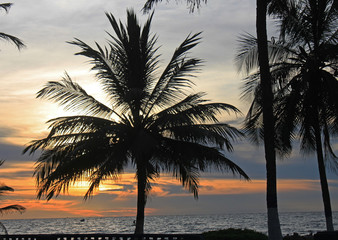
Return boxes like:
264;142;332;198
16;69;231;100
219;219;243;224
314;121;334;231
256;0;282;239
135;165;147;234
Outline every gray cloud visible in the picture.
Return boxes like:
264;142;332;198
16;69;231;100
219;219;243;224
0;170;32;179
0;127;17;138
0;142;34;162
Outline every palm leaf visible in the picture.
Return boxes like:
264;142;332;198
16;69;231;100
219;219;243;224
144;33;202;116
0;3;12;12
0;205;25;215
154;138;249;180
0;185;14;195
23;115;124;154
0;32;25;50
143;0;207;13
37;73;115;118
164;123;243;151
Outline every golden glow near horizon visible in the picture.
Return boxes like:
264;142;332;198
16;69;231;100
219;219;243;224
1;161;337;219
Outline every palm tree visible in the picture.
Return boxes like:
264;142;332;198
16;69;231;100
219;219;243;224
144;0;284;238
0;160;26;234
255;0;283;239
0;3;25;50
270;0;338;231
237;0;338;232
24;10;249;234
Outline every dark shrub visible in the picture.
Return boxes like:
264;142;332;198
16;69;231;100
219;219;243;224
203;228;268;240
283;233;307;240
314;231;338;240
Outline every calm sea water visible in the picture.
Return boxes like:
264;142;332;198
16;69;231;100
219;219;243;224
1;212;337;236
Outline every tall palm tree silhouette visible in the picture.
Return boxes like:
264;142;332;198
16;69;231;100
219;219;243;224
144;1;285;239
0;3;25;50
24;10;248;234
271;0;337;231
237;0;338;232
255;0;283;239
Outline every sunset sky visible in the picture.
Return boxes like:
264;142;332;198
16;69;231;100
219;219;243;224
0;0;337;220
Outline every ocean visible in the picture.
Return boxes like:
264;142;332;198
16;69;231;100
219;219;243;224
1;212;337;236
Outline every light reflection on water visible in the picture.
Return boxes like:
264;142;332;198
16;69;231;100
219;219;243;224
1;212;337;235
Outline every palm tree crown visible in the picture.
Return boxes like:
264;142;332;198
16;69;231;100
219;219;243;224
24;9;248;233
237;0;338;154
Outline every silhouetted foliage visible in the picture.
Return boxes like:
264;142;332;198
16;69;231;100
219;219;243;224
144;0;285;238
0;3;25;50
237;0;338;232
143;0;207;13
24;9;248;234
0;160;25;234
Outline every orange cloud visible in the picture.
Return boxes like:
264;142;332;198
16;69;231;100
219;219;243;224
67;176;330;199
1;165;336;219
0;162;35;173
1;168;331;200
197;179;323;195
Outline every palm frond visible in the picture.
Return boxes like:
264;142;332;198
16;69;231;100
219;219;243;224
240;73;261;101
37;73;115;118
23;115;124;155
0;185;14;195
175;164;200;199
34;141;128;200
0;160;25;218
84;160;125;200
0;205;25;215
152;102;240;135
323;120;338;162
243;97;264;145
142;0;207;13
105;10;160;111
67;38;130;113
145;32;202;115
164;123;243;151
236;33;294;76
0;3;12;12
149;92;207;121
37;151;87;187
0;32;25;50
235;33;259;74
155;138;249;180
84;142;130;199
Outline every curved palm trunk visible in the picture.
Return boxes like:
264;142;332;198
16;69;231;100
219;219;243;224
0;221;8;235
256;0;283;239
135;165;147;234
314;122;334;231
